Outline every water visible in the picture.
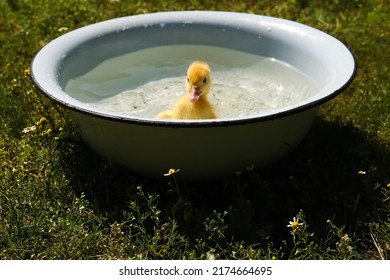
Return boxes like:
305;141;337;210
65;45;319;119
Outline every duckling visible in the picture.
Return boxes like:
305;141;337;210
156;61;218;119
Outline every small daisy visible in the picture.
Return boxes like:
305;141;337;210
58;27;68;32
340;234;351;243
287;216;303;233
358;170;366;175
246;164;255;171
206;250;216;260
22;125;36;134
164;168;180;176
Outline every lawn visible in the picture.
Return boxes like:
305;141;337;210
0;0;389;259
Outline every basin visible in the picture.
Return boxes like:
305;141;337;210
30;11;356;180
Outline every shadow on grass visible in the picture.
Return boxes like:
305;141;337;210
58;116;389;249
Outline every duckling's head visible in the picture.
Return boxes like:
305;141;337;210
186;61;211;103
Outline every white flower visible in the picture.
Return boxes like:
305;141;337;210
206;250;216;260
287;217;303;233
22;125;36;134
164;168;180;176
58;27;68;32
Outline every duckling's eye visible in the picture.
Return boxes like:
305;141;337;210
203;77;207;83
186;77;190;82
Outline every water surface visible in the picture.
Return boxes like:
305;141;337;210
65;45;319;118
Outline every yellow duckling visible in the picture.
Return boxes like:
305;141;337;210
156;61;218;119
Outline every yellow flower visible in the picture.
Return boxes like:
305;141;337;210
37;117;48;125
24;69;30;76
287;217;303;233
164;168;180;176
45;128;53;136
358;170;366;175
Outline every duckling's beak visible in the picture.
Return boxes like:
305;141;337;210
189;86;201;103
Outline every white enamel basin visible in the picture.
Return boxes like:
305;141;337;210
31;11;356;180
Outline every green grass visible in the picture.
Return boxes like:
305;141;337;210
0;0;389;259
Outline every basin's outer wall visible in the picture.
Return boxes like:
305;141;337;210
69;108;317;180
30;12;356;180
